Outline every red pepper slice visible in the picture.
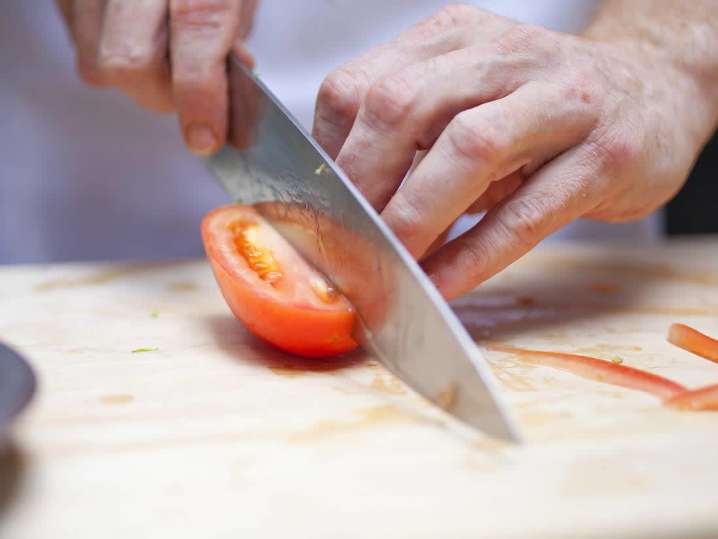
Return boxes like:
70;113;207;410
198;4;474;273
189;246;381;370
668;323;718;363
665;384;718;411
487;343;686;400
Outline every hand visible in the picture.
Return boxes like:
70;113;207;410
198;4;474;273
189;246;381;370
313;5;718;299
55;0;257;155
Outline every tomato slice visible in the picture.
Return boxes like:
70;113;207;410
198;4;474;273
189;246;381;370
202;205;358;358
668;323;718;363
487;343;686;400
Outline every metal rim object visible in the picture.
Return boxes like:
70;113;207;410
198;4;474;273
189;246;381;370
0;343;36;435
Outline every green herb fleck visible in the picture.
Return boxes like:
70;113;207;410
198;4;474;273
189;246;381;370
149;309;160;319
611;356;624;365
132;347;159;354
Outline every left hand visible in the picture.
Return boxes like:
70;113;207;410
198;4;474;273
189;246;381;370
55;0;257;155
312;5;715;299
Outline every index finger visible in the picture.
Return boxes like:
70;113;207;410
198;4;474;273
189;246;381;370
380;81;597;259
170;0;243;155
312;5;505;159
422;144;606;299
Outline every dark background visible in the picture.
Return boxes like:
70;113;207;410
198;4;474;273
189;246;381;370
666;131;718;235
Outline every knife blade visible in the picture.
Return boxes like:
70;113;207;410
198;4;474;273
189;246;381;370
205;57;520;441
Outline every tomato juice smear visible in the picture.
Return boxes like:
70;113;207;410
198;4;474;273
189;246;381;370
665;384;718;411
486;343;685;400
487;323;718;411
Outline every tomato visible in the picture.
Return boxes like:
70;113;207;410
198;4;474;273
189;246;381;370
201;205;358;358
668;323;718;363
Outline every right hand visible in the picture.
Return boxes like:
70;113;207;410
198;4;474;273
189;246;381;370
55;0;258;155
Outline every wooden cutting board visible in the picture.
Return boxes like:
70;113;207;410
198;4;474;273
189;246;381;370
1;238;718;539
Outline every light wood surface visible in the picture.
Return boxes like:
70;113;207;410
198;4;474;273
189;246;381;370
1;238;718;538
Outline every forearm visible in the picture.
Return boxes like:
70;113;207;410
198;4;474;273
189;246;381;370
585;1;718;146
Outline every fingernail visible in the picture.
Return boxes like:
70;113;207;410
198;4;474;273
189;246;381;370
185;124;218;155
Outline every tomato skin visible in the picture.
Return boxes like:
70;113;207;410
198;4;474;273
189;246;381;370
668;323;718;363
666;384;718;411
202;206;358;358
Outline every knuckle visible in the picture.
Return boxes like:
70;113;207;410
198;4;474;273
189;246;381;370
317;69;362;124
495;197;547;249
558;70;600;110
171;0;234;31
362;74;416;130
455;238;491;280
386;195;424;249
174;70;218;95
587;131;640;174
447;113;504;164
173;53;224;86
495;24;549;55
429;4;480;30
98;47;159;79
408;4;482;53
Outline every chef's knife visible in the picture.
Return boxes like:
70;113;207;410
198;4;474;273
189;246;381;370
0;342;36;441
206;57;520;441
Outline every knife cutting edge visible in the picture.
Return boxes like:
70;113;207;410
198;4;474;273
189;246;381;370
205;57;521;442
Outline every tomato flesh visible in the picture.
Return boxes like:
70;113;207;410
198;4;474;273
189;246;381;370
202;205;358;358
233;221;283;284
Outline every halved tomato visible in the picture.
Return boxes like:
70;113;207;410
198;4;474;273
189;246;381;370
202;205;358;358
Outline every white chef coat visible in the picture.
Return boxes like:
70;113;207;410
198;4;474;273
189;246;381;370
0;0;659;264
